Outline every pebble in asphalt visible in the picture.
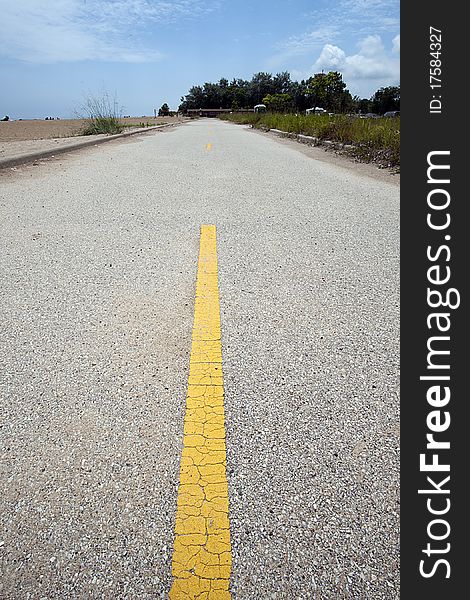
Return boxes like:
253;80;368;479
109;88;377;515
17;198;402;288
0;119;399;599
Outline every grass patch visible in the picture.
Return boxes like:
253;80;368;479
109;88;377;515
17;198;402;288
220;112;400;167
79;93;124;136
81;116;123;135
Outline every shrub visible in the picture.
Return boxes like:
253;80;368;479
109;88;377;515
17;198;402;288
79;93;124;135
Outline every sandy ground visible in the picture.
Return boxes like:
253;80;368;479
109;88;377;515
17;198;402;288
0;136;120;165
0;117;188;167
0;116;183;142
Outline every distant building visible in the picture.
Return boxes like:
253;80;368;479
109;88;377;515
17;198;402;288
185;108;233;117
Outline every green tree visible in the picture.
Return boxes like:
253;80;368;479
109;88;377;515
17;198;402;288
158;103;170;116
273;71;293;94
306;73;327;110
357;97;372;114
306;71;351;113
370;86;400;114
249;72;275;104
178;70;356;113
262;93;293;113
289;80;310;112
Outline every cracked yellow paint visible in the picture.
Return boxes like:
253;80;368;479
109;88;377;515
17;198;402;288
170;225;232;600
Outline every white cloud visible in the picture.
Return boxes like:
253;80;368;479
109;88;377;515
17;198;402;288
358;34;385;56
314;45;346;70
85;0;220;27
303;0;399;36
310;35;399;96
0;0;218;63
269;0;399;76
392;34;400;54
341;0;399;31
278;26;340;54
267;25;339;69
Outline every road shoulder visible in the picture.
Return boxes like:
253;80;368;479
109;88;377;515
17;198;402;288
249;126;400;186
0;122;186;171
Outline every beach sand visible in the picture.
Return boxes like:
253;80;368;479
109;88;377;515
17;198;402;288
0;116;183;142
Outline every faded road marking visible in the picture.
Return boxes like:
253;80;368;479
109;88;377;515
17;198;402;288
170;225;231;600
205;143;213;151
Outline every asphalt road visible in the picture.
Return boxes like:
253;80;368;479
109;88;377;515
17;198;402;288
0;119;399;599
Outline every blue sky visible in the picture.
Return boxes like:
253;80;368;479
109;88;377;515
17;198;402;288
0;0;399;119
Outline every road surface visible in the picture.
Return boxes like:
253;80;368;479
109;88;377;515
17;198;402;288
0;119;399;599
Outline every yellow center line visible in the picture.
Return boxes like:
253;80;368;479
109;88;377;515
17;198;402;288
170;225;232;600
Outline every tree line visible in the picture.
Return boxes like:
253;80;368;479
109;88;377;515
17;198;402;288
178;71;400;115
